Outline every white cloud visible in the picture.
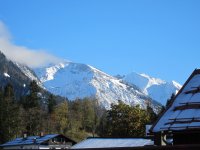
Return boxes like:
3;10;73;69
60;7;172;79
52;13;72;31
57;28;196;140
0;21;62;68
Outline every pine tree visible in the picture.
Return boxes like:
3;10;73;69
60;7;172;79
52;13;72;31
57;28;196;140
0;84;20;143
54;101;68;133
0;88;5;143
21;81;44;135
166;93;175;108
146;105;158;124
47;94;57;114
82;98;95;132
23;107;45;135
24;80;40;109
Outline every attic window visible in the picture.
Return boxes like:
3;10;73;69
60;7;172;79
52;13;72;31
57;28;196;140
185;86;200;94
173;102;200;111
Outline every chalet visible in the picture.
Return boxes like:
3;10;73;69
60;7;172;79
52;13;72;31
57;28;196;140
151;69;200;145
0;133;76;149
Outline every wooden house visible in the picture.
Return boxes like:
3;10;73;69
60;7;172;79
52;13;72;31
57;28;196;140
151;69;200;145
0;134;76;149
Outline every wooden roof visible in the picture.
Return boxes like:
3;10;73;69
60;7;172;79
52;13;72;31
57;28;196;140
0;134;76;147
151;69;200;132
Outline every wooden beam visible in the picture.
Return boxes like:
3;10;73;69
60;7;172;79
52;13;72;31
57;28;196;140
173;103;200;111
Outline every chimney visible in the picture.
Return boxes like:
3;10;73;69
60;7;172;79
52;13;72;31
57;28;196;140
23;133;27;139
40;132;44;137
33;138;37;144
145;124;152;137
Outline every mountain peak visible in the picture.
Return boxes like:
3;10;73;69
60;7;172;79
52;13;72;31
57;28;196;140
123;72;181;105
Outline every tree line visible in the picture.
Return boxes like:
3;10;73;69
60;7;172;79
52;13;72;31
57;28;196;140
0;81;159;144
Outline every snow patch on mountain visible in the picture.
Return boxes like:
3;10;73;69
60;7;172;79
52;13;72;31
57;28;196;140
39;63;68;82
123;72;182;105
15;62;43;87
4;72;10;78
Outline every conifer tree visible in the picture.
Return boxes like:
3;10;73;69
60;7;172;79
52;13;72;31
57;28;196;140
21;81;44;135
0;88;5;143
25;80;40;109
0;84;19;143
146;105;158;124
82;98;96;132
24;108;41;135
47;94;57;114
54;101;68;133
166;93;175;108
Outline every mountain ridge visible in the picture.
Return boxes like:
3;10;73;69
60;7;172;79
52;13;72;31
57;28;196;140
34;61;164;111
0;51;31;96
0;51;65;105
122;72;181;105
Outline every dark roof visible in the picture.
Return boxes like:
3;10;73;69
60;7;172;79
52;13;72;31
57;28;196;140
151;69;200;132
1;134;76;147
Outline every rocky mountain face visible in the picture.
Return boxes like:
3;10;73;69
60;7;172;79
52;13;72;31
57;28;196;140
0;51;32;96
0;52;64;103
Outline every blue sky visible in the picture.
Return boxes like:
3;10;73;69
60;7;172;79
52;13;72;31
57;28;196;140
0;0;200;84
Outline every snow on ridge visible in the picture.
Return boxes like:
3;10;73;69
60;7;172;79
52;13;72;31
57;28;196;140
41;62;69;82
15;62;38;81
123;72;182;105
140;73;165;85
14;62;43;87
90;70;149;109
88;65;117;79
172;80;182;89
4;72;10;78
122;72;165;93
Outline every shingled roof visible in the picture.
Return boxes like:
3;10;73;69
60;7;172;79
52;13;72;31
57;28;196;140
152;69;200;132
0;134;76;147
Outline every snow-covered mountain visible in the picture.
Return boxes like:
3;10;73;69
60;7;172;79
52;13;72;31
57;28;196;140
8;53;180;110
122;72;182;105
0;51;162;111
34;62;161;110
